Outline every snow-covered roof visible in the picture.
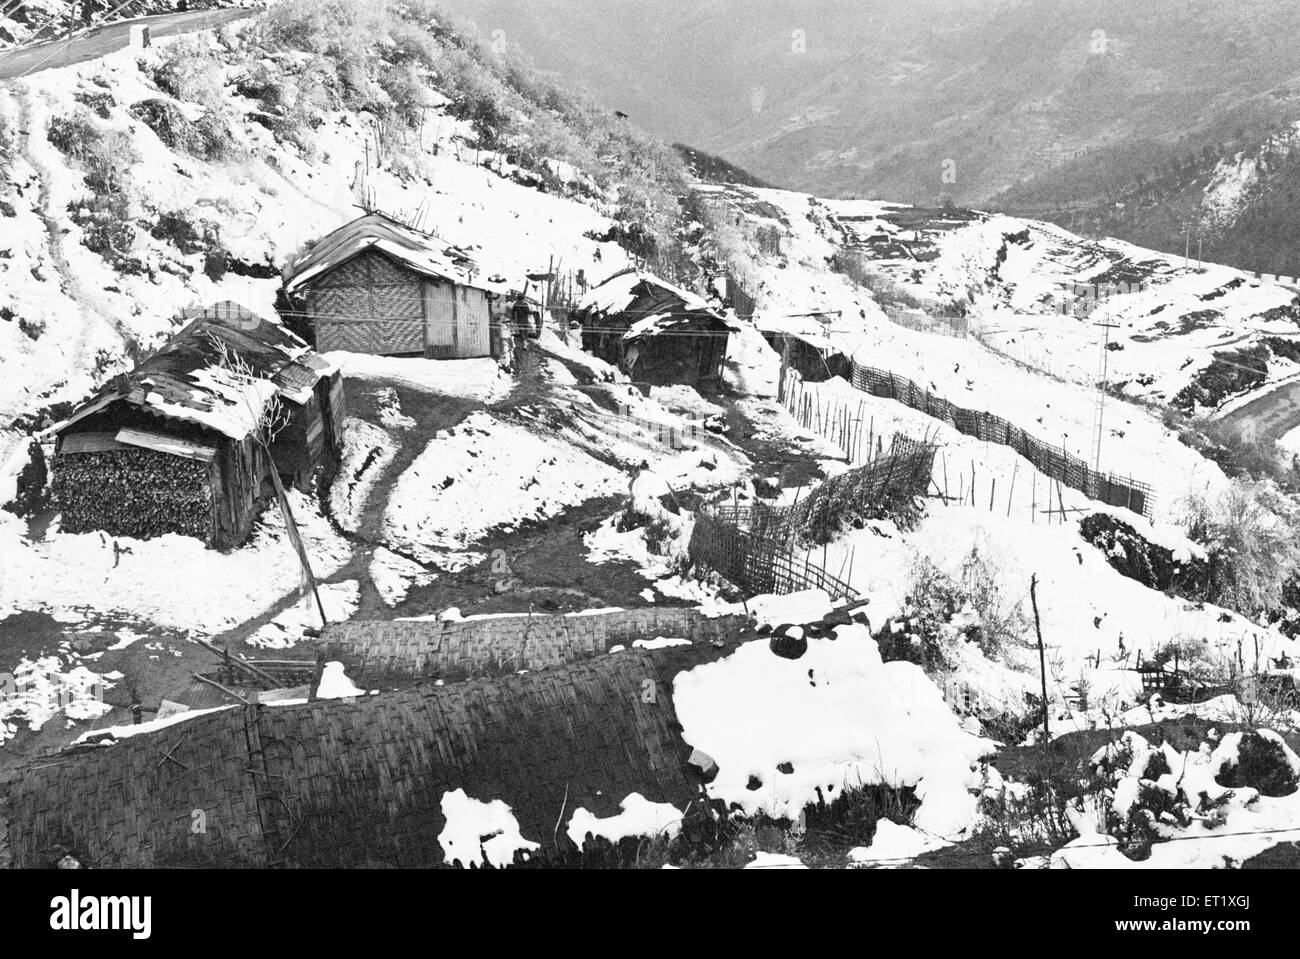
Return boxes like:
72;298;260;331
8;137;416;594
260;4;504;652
579;269;713;315
753;313;833;350
577;269;741;340
281;212;510;297
49;302;335;442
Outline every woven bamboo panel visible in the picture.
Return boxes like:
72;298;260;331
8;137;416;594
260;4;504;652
307;251;424;356
7;644;742;868
318;608;751;688
6;708;267;868
254;645;734;867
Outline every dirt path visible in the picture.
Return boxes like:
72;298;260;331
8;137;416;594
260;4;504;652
14;84;141;361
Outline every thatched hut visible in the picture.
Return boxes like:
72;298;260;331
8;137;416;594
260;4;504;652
575;269;740;388
279;212;513;359
47;302;344;549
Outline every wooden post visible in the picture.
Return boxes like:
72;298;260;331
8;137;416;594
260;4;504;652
1030;573;1050;744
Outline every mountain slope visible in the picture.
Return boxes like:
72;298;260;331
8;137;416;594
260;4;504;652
440;0;1300;278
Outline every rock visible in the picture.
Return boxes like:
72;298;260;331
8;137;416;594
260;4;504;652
768;624;808;660
687;748;718;782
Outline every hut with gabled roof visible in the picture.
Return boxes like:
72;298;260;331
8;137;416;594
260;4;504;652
46;302;344;549
279;212;513;360
574;269;740;388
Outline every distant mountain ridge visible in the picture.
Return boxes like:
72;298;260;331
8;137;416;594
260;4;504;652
440;0;1300;275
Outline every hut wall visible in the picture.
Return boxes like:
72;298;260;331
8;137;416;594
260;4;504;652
307;249;425;356
636;331;729;387
423;280;492;359
210;435;272;549
270;394;325;490
774;335;850;383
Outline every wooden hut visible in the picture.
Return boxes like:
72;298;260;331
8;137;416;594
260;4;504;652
574;269;740;388
279;213;512;359
756;313;851;382
46;302;345;549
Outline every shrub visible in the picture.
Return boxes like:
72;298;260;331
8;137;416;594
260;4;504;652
46;111;100;162
73;88;115;118
2;438;48;517
1180;477;1300;620
130;98;198;150
47;110;140;268
151;36;227;108
130;99;240;162
878;543;1029;668
204;241;229;282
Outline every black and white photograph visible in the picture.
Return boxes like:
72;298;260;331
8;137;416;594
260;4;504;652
0;0;1291;938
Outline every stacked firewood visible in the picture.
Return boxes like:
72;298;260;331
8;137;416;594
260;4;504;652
53;448;212;541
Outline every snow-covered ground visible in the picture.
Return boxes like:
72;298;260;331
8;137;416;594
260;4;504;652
699;182;1300;420
0;490;351;636
0;28;631;422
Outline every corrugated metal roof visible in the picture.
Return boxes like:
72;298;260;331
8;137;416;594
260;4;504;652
281;212;510;297
578;269;741;340
48;302;333;442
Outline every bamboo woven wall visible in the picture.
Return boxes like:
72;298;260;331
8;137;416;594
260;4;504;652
308;250;425;355
318;608;752;688
7;645;735;868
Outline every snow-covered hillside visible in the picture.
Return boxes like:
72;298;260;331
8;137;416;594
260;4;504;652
2;1;1299;873
0;35;629;428
703;183;1300;417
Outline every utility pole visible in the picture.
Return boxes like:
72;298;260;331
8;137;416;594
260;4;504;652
1091;311;1120;472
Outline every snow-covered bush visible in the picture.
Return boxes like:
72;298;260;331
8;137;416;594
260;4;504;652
1180;477;1300;621
48;110;140;270
151;36;228;108
879;544;1030;667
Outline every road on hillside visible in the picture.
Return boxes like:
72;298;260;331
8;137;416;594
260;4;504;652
1216;378;1300;451
0;7;257;81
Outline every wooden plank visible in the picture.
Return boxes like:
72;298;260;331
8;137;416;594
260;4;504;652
115;428;218;463
59;432;130;455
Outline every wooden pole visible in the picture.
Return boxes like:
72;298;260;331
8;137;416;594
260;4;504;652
1030;573;1050;744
